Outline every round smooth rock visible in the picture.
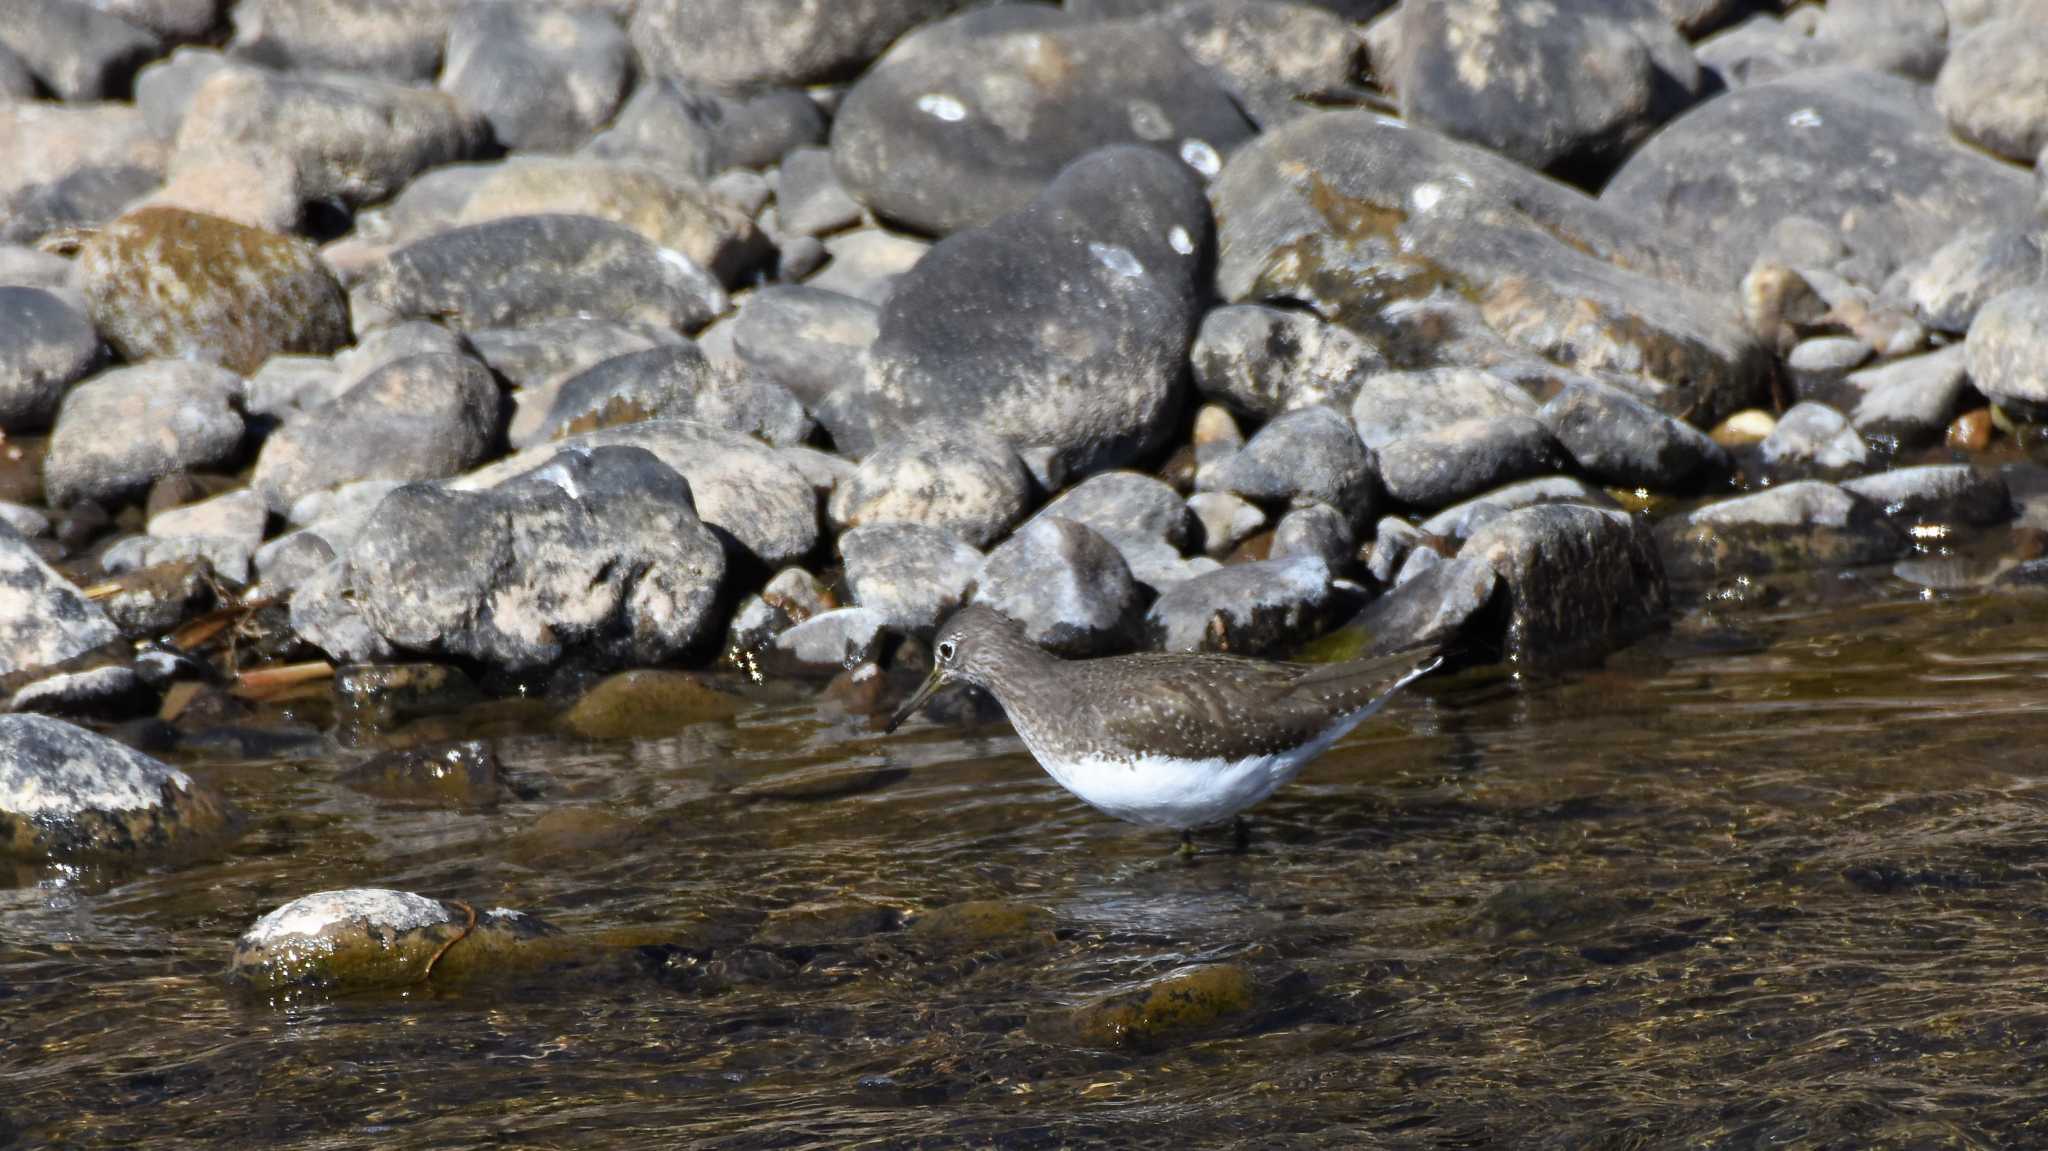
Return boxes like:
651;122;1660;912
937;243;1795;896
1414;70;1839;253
441;4;631;153
77;207;349;376
731;285;879;409
1271;503;1355;573
1144;554;1336;655
631;0;955;90
1934;19;2048;163
0;713;233;860
1965;285;2048;416
1537;380;1729;490
1195;405;1378;527
44;362;245;508
828;417;1032;549
839;522;982;636
1375;415;1568;510
0;287;101;431
1759;401;1870;476
230;888;563;992
543;346;812;447
971;516;1143;656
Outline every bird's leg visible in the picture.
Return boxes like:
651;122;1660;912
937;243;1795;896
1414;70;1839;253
1178;829;1196;859
1232;816;1251;854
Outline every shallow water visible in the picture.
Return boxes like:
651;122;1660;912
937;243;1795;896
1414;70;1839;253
8;585;2048;1149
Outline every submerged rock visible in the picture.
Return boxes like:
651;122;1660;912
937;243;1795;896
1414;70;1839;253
1657;481;1906;580
561;669;744;740
339;741;502;807
0;714;234;860
1072;962;1256;1051
230;888;565;992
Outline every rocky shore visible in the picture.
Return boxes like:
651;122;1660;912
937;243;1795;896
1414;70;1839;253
4;0;2048;952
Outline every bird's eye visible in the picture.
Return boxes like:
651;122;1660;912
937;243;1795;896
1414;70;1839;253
937;640;956;663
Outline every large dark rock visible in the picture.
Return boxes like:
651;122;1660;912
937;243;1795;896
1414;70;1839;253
0;287;101;431
972;516;1143;656
632;0;959;90
77;207;349;376
730;286;879;409
828;417;1032;549
350;214;727;336
441;4;631;153
1215;111;1768;427
45;362;245;508
1145;554;1337;654
1395;0;1704;179
1603;69;2036;288
327;446;727;671
1657;480;1906;580
252;352;501;514
831;6;1255;236
835;147;1208;482
0;714;233;860
1458;503;1667;668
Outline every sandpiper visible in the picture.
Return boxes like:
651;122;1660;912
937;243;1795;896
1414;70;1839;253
887;605;1442;853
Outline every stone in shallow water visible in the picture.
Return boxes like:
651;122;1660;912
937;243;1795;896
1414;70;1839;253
44;361;245;508
0;286;102;432
230;887;565;992
766;606;892;676
840;523;982;637
561;669;743;740
972;516;1143;657
1836;344;1972;448
831;6;1254;236
331;663;482;732
1759;401;1870;478
77;208;349;376
827;418;1031;548
338;740;501;807
0;713;234;860
1418;476;1618;542
1841;465;2011;528
1331;553;1498;656
1656;480;1906;580
1458;503;1669;670
1145;554;1335;655
836;146;1209;482
1071;963;1255;1051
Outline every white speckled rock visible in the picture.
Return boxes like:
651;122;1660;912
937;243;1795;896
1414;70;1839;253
230;887;563;992
0;713;234;859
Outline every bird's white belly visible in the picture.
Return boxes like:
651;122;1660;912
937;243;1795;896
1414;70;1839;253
1034;749;1316;829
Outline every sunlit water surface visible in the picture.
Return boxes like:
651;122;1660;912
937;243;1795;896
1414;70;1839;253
7;589;2048;1149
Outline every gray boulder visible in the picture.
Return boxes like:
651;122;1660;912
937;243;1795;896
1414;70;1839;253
1459;503;1667;669
828;418;1032;549
840;522;982;636
1191;304;1385;420
631;0;959;90
441;3;631;153
1376;416;1568;510
1965;286;2048;417
0;286;101;431
1657;480;1905;580
972;516;1143;656
468;317;682;449
541;346;813;447
730;285;878;410
1537;380;1729;490
0;520;119;676
1759;401;1870;477
1934;17;2048;162
1196;405;1378;527
0;713;233;860
45;361;244;507
1145;554;1337;655
1842;464;2011;528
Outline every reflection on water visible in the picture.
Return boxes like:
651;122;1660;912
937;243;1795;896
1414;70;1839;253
7;590;2048;1147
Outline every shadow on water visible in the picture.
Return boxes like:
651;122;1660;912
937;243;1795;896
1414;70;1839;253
7;589;2048;1147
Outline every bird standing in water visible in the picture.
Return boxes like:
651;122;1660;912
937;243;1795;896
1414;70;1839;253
887;605;1442;855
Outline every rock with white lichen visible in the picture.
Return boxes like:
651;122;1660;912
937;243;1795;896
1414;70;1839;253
0;714;235;860
229;887;565;992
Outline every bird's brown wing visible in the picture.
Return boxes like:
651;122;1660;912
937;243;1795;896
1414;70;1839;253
1075;645;1439;764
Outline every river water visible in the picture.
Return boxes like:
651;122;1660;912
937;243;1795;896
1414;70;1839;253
5;585;2048;1148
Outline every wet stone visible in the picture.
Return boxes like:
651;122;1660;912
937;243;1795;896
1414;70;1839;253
838;146;1208;482
229;888;565;993
970;516;1143;657
1071;963;1255;1051
1334;552;1498;655
339;740;502;807
441;4;631;154
766;606;892;677
1195;405;1378;529
252;353;500;514
827;418;1032;549
45;361;245;509
1759;402;1870;478
1418;476;1620;542
1536;381;1729;491
1458;503;1669;670
10;665;157;722
0;287;102;432
332;663;483;733
752;901;903;948
1839;344;1973;448
1186;491;1267;559
1146;554;1336;655
1657;480;1906;581
349;214;726;337
561;669;744;741
1190;304;1385;420
0;713;233;860
904;899;1056;952
840;523;983;638
92;557;214;639
1841;465;2011;529
77;208;347;377
730;286;879;410
830;6;1255;236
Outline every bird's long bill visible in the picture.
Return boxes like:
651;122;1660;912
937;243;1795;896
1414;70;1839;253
885;668;944;734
